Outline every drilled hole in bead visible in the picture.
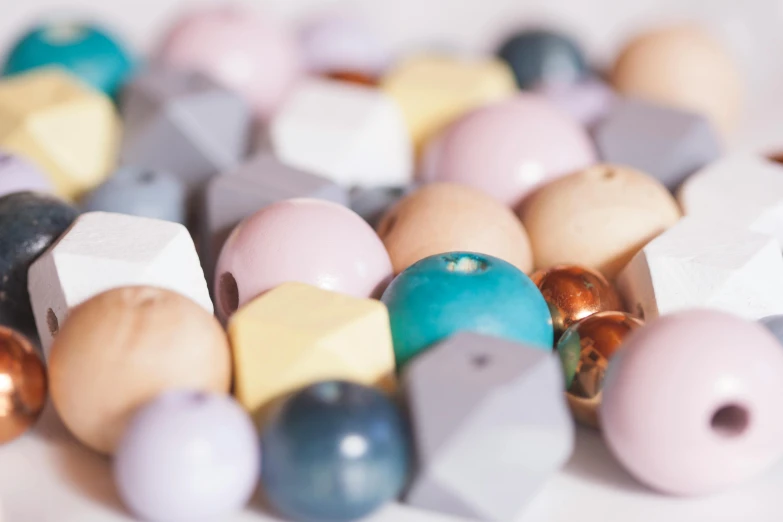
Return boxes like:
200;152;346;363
443;254;488;273
219;272;239;316
43;23;88;44
472;354;490;368
138;171;156;184
635;303;645;320
46;309;59;337
377;214;397;237
602;168;616;180
710;404;749;437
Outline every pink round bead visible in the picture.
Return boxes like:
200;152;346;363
535;77;616;128
299;13;390;75
157;5;303;119
0;151;53;197
214;198;392;319
601;309;783;496
420;94;596;207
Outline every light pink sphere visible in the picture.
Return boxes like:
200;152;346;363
157;5;303;119
601;309;783;496
214;198;392;319
420;94;596;207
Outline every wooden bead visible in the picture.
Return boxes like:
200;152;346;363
0;326;46;444
228;282;396;420
48;286;231;455
520;164;681;280
377;183;533;274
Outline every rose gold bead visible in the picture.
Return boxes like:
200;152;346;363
0;326;46;444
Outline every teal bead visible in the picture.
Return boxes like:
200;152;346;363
3;23;135;97
497;29;587;89
381;252;554;368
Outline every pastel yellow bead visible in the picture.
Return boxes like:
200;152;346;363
0;68;120;200
228;282;396;419
382;55;516;151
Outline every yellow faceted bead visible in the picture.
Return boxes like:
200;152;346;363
228;282;397;419
381;55;516;151
0;68;120;200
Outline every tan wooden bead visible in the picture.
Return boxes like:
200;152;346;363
48;286;231;455
520;164;681;280
377;183;533;274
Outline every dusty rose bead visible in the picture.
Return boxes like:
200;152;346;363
0;151;53;197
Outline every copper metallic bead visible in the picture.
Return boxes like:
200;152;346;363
531;265;623;340
556;311;642;429
0;326;47;444
325;70;379;87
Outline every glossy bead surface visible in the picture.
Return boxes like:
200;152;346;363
382;252;553;367
49;287;231;455
0;192;77;339
535;76;616;128
215;199;392;319
601;310;783;495
532;265;623;340
114;391;259;522
497;29;587;89
0;151;53;197
262;381;410;522
421;94;596;207
557;312;642;428
2;22;135;97
300;14;389;76
0;327;46;444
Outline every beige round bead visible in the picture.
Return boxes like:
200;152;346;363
49;286;231;455
520;165;681;280
611;25;742;139
377;183;533;274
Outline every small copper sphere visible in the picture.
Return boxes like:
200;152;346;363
556;311;642;429
0;326;47;444
324;70;379;87
531;265;623;340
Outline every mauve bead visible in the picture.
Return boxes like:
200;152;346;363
0;151;53;197
114;390;259;522
535;77;616;128
601;309;783;495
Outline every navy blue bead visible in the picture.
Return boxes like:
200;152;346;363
497;29;587;89
261;381;411;522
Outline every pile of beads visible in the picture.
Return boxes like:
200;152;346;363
0;4;781;522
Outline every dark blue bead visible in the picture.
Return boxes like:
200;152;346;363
497;29;587;89
261;381;411;522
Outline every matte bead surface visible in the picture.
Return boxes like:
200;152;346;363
520;164;681;279
81;166;186;224
262;381;410;522
0;69;120;200
594;97;722;190
119;67;251;196
382;252;553;367
617;217;783;322
601;310;783;495
114;391;259;522
49;286;231;455
228;282;395;419
0;327;46;444
381;55;516;150
535;77;616;128
496;29;587;89
0;192;77;339
270;78;413;187
0;151;53;197
300;14;389;75
2;22;135;97
348;185;413;228
215;199;392;319
28;211;212;355
760;315;783;346
403;332;574;521
377;183;533;274
421;94;596;206
157;5;303;119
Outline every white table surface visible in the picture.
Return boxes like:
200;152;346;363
3;0;783;521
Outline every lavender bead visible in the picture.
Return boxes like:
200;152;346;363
536;77;616;128
0;151;53;197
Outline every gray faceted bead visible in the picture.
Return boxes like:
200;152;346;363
349;185;415;227
403;332;574;522
760;315;783;347
594;97;722;191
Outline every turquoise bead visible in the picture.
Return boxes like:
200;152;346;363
381;252;554;367
3;23;135;97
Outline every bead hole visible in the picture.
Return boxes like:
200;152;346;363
444;254;488;273
472;354;490;368
138;171;156;184
46;309;59;337
710;404;749;437
377;214;397;237
219;272;239;316
602;169;616;180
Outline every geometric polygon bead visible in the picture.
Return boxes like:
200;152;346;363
28;211;213;356
616;216;783;322
594;97;722;190
119;66;251;195
403;332;574;522
227;282;396;420
0;69;120;200
270;78;413;187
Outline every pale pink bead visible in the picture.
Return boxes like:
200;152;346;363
420;94;596;207
535;77;616;128
214;198;392;319
157;5;303;119
299;13;390;75
601;309;783;496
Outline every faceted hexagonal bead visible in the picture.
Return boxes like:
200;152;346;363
617;216;783;322
270;78;413;187
0;68;120;200
594;97;722;190
227;282;396;420
403;331;574;521
119;66;252;196
28;211;213;356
